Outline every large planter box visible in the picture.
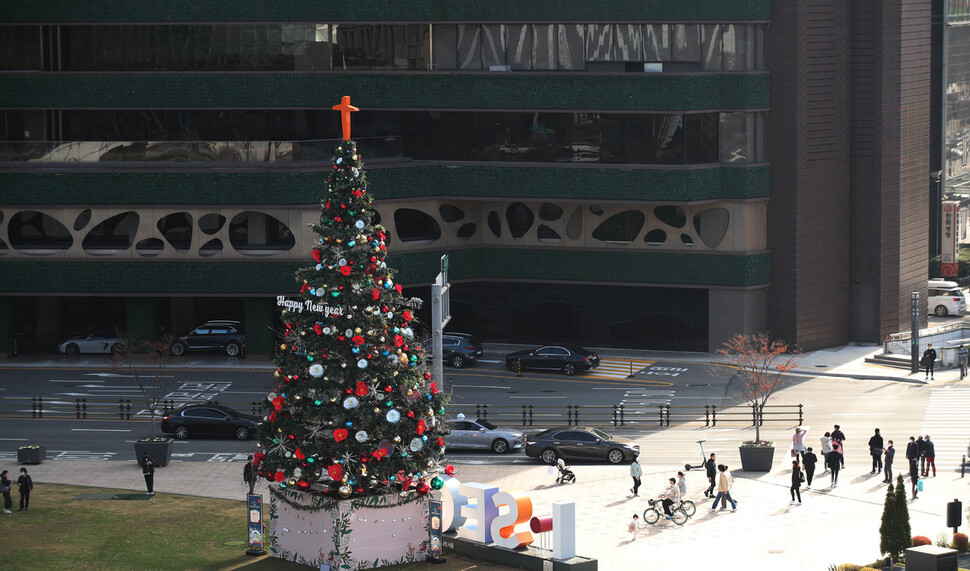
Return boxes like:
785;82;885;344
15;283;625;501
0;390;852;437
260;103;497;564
18;446;46;464
271;488;428;569
133;439;173;467
738;445;775;471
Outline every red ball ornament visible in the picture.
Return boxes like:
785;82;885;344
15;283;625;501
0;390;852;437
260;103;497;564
430;382;438;394
372;288;380;300
311;249;323;263
407;411;415;418
416;482;431;496
254;452;266;466
314;323;323;335
423;372;432;380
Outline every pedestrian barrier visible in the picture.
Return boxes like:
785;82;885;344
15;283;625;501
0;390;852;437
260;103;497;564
2;398;267;421
447;403;804;430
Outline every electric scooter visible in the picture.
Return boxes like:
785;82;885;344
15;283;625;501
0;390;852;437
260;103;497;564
684;440;708;472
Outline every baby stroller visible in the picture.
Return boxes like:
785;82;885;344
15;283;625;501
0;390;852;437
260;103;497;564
554;458;576;484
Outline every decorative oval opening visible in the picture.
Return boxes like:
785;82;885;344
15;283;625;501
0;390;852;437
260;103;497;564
199;213;226;235
487;211;501;238
393;208;441;244
506;203;534;239
693;208;731;247
439;204;465;223
83;211;139;255
457;223;477;240
654;205;687;228
135;237;165;257
566;206;583;240
229;211;295;255
73;209;92;231
589;204;604;216
681;233;694;247
644;229;667;246
200;238;223;257
537;225;562;243
157;212;193;253
8;211;73;254
591;210;645;244
538;203;563;221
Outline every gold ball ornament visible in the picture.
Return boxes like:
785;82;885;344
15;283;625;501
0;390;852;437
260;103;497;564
274;371;281;378
393;436;402;443
355;327;362;334
280;344;288;351
399;491;409;499
338;485;353;498
341;476;349;484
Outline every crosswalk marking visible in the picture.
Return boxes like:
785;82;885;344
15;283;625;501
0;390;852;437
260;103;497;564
920;387;970;471
587;358;655;379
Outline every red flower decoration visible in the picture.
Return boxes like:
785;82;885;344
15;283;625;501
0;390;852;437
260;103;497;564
272;396;284;411
395;284;403;293
430;382;438;394
333;429;348;442
268;411;277;422
402;310;413;322
274;471;285;483
373;448;388;460
254;452;266;466
352;335;365;346
372;288;380;300
314;322;323;335
340;265;352;276
437;437;445;446
301;283;310;293
355;382;368;396
407;411;415;418
394;335;404;347
312;249;322;263
444;465;455;476
416;418;426;435
294;448;306;460
328;464;344;481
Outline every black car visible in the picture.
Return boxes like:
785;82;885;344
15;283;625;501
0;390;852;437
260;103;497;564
170;320;245;357
161;403;259;440
505;344;600;376
423;332;484;369
525;426;639;465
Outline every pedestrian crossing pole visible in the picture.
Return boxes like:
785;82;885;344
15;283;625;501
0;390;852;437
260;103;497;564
431;255;451;393
911;292;920;374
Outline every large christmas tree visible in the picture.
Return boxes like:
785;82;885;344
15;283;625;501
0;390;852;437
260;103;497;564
255;100;447;499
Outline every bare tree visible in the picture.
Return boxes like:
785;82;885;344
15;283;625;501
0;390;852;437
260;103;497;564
111;333;176;440
717;332;798;444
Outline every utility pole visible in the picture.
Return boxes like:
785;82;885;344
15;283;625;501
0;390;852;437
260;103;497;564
911;292;920;374
431;255;451;392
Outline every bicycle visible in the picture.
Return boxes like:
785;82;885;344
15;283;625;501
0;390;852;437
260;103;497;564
642;497;694;526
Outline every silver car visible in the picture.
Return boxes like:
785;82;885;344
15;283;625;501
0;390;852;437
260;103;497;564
58;330;127;355
445;417;524;454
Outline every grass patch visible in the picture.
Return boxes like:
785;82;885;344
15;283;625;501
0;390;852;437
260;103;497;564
0;484;516;571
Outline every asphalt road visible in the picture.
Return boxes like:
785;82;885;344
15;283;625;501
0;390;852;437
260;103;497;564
0;357;740;465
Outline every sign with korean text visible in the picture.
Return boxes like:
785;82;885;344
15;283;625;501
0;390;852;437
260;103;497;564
248;494;264;550
942;201;960;277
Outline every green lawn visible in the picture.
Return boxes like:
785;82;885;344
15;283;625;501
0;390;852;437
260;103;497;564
0;484;514;571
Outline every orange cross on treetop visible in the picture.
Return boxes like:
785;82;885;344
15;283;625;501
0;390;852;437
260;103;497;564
332;96;359;141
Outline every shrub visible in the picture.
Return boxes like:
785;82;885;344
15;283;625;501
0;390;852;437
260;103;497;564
954;532;968;552
912;535;932;547
937;532;952;548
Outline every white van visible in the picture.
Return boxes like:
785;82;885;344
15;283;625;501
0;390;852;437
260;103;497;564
928;279;967;316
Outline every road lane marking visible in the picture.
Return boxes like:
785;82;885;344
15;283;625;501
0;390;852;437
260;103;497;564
508;395;566;399
50;379;105;383
71;428;132;432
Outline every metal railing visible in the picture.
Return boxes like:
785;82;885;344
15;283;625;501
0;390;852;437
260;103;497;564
6;398;263;421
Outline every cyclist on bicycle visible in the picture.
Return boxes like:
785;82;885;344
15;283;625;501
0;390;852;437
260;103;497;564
660;477;681;517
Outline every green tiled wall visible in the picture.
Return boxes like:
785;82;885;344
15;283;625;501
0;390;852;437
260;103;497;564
0;73;769;112
3;1;771;23
0;165;769;205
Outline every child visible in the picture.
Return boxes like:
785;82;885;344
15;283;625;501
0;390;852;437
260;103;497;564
677;471;687;495
628;513;640;539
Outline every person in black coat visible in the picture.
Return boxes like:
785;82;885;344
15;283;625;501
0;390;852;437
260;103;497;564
0;470;12;513
922;344;937;380
868;428;884;474
827;447;843;487
704;453;717;498
243;455;257;494
883;440;896;483
832;425;846;468
140;451;155;496
790;460;803;504
923;435;936;477
802;447;818;489
917;435;927;476
17;467;33;511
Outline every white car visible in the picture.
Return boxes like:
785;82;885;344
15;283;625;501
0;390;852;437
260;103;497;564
928;279;967;317
58;331;127;355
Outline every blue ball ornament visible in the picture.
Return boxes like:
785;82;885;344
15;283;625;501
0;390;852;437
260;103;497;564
348;241;356;247
345;421;353;427
309;288;316;295
352;347;360;354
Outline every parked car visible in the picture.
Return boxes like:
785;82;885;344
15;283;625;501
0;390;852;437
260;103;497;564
161;403;258;440
170;320;245;357
525;426;639;464
445;414;524;453
928;279;967;317
505;345;600;376
423;333;484;368
58;330;127;355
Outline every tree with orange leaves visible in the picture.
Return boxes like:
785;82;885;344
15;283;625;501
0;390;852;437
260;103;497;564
717;332;798;444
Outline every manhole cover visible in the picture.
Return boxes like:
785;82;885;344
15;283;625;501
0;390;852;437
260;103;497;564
767;549;785;554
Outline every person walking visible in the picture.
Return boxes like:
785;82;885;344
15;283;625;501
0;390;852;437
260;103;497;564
924;435;936;477
802;447;818;489
790;460;804;504
868;428;884;475
677;471;687;496
832;425;846;468
140;451;155;496
0;470;12;513
959;344;969;379
792;427;807;462
910;457;920;500
704;453;717;498
710;464;737;511
820;432;833;472
629;455;642;497
628;513;641;540
827;446;843;487
917;435;928;477
922;344;937;380
883;440;895;484
16;467;32;511
244;455;258;495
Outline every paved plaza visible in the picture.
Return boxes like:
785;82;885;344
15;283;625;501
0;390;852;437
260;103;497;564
12;344;970;570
